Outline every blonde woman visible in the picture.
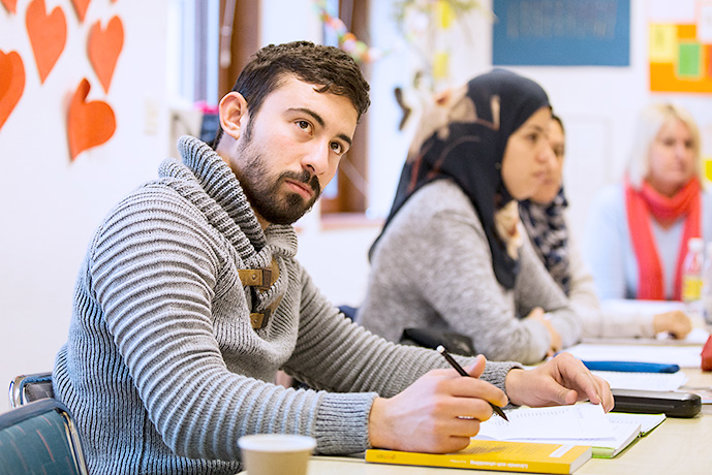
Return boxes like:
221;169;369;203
584;103;711;305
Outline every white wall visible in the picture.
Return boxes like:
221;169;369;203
0;0;170;412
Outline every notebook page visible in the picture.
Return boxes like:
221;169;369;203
606;412;665;435
522;420;640;453
475;405;646;456
475;404;613;441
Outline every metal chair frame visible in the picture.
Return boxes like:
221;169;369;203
0;398;88;475
8;371;54;408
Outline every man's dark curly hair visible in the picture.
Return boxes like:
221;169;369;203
212;41;370;149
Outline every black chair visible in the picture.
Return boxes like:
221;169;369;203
339;304;476;356
400;328;477;356
0;398;88;474
9;372;54;408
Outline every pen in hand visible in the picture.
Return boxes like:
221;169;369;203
436;345;509;422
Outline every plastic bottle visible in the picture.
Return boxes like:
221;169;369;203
701;242;712;324
681;237;705;307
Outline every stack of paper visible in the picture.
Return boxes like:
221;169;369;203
474;403;665;458
592;370;687;391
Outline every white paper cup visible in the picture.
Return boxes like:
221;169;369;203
238;434;316;475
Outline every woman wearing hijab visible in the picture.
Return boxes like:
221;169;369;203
356;70;581;364
584;103;712;302
523;116;691;339
519;115;571;294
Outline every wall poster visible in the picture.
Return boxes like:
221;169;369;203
492;0;630;66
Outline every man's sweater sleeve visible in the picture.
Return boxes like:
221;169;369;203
284;265;520;452
90;189;520;458
88;190;370;459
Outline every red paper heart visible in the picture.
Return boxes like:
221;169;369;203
25;0;67;84
0;50;25;131
1;0;17;14
70;0;90;22
67;78;116;161
88;16;124;93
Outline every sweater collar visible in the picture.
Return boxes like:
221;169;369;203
177;135;265;245
159;136;298;262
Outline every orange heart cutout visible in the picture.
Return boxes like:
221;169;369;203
1;0;17;14
0;50;25;131
67;78;116;161
88;16;124;93
26;0;67;84
70;0;91;22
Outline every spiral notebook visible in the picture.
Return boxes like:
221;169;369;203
474;403;665;458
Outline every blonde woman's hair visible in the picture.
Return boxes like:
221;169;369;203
626;103;701;189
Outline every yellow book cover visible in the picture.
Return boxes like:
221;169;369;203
365;440;592;474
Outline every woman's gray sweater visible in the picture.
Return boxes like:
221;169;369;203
358;179;581;364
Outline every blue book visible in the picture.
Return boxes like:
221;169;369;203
581;360;680;373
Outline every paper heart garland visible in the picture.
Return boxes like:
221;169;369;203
26;0;67;84
0;50;25;131
70;0;91;22
67;78;116;160
1;0;17;14
88;16;124;93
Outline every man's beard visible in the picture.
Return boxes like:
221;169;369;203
234;137;321;225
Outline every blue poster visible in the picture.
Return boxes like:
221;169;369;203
492;0;630;66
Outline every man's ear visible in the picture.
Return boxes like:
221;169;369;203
434;88;452;106
219;91;248;140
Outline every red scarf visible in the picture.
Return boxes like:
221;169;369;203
625;177;701;300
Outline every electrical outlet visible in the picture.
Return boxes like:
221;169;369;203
144;98;160;135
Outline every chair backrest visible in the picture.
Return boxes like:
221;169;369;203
0;398;88;475
8;372;54;408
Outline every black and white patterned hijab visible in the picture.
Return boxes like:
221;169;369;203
519;189;571;295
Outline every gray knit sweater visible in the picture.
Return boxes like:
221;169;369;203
358;179;581;364
53;137;517;474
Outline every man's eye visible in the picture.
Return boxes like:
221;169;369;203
330;142;344;155
297;120;311;131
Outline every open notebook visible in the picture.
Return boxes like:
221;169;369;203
474;403;665;458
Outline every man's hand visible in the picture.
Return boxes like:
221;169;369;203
504;352;614;410
653;311;692;339
368;355;508;453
